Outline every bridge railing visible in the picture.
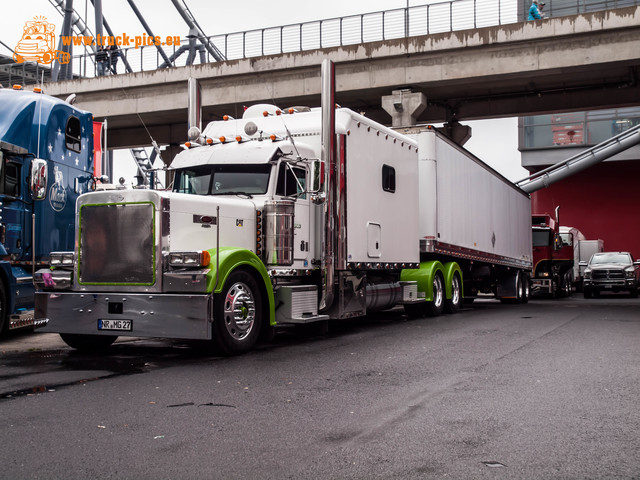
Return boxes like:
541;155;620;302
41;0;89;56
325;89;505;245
69;0;519;78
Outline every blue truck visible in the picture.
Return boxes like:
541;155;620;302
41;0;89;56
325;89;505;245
0;86;99;334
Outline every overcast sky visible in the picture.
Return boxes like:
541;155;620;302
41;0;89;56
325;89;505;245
2;0;526;182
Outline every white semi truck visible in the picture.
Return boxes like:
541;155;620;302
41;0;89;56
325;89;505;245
34;60;532;354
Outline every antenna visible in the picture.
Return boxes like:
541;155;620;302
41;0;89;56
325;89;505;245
280;119;301;161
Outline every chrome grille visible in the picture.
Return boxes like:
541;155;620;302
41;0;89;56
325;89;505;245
592;269;624;280
78;203;155;285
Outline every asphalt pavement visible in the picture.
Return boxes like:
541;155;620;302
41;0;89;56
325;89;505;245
0;295;638;479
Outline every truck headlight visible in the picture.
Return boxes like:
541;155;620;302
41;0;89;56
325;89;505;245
583;269;591;279
50;251;74;268
625;267;635;278
168;251;211;268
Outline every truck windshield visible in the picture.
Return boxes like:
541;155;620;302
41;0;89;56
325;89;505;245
532;229;552;247
590;253;632;265
173;164;271;196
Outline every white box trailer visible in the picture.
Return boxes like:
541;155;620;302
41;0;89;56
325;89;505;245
396;126;532;307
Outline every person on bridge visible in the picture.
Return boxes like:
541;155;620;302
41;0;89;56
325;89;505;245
528;0;542;20
96;46;108;76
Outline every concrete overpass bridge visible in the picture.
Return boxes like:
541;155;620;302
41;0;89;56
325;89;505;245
44;5;640;154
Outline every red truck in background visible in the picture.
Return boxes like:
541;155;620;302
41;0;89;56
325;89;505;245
531;209;574;297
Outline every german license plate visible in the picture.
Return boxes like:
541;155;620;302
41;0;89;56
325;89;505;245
98;319;132;331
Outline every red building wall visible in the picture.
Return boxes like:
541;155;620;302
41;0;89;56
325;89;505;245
531;160;640;260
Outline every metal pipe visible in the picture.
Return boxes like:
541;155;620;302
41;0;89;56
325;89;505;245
126;0;172;66
169;0;225;61
94;0;103;38
319;58;336;312
187;77;201;134
517;123;640;193
89;0;133;73
52;0;74;82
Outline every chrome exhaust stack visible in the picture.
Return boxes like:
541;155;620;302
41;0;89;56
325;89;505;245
319;59;336;312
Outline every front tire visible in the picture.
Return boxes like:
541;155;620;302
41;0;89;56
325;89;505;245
212;269;262;355
60;333;117;350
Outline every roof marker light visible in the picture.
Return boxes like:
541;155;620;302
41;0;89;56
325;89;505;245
13;85;23;90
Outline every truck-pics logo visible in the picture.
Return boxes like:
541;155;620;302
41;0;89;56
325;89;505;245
14;16;70;65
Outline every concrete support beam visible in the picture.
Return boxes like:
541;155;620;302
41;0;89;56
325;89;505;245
439;122;472;146
381;90;426;127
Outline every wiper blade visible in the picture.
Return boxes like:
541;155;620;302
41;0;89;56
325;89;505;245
211;191;253;198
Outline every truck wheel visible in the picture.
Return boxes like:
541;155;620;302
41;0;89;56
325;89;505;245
426;272;445;316
583;288;592;299
520;275;530;304
562;273;572;297
630;289;638;299
60;334;117;350
212;269;262;355
444;273;462;314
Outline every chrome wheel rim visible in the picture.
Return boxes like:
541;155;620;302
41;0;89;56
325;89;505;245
433;275;444;308
451;275;461;306
223;282;256;341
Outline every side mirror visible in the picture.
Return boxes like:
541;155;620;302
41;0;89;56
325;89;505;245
308;159;323;193
30;158;48;200
579;261;588;267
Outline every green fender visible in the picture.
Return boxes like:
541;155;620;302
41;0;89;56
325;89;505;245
400;261;445;302
443;262;464;299
205;247;275;326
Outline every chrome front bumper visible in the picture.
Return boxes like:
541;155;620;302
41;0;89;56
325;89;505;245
35;291;212;340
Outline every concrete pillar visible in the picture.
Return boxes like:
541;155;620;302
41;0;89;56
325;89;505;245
381;89;427;127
